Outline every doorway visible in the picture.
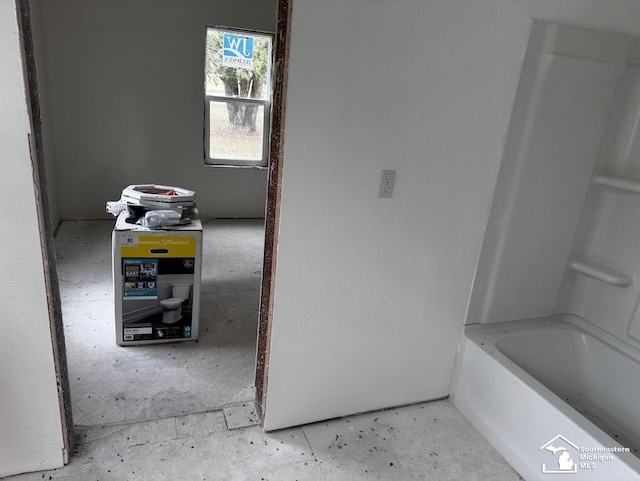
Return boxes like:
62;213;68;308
18;0;289;458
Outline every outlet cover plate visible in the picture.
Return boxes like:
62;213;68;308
379;170;396;198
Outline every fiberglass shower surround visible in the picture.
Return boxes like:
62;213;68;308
467;22;640;336
452;21;640;481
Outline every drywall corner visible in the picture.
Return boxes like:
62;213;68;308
0;1;65;476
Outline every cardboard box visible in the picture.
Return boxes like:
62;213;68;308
112;207;202;346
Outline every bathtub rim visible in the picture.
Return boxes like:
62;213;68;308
466;313;640;367
451;313;640;480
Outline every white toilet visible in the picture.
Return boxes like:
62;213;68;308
160;283;192;324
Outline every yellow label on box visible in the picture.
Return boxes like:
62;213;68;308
120;235;197;258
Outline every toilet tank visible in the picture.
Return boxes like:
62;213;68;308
172;283;192;299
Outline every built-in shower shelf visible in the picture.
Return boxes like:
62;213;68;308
569;258;633;287
593;175;640;193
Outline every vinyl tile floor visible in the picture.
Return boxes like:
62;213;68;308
5;219;524;480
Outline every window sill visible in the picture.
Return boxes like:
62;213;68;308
204;162;268;170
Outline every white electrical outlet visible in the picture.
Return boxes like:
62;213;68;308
379;170;396;198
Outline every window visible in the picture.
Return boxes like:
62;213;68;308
204;27;273;167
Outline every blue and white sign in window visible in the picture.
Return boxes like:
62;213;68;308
222;34;254;70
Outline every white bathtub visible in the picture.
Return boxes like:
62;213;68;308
450;314;640;480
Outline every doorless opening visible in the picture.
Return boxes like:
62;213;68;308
18;0;290;461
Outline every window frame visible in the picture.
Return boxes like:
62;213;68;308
204;26;274;168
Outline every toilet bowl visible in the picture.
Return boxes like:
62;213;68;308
160;283;192;324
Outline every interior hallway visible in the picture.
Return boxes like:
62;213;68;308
55;218;264;426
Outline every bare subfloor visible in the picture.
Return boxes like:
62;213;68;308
4;219;523;480
56;218;265;426
6;400;522;481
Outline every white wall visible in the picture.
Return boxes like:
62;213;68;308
0;2;65;476
264;0;640;430
37;0;276;220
